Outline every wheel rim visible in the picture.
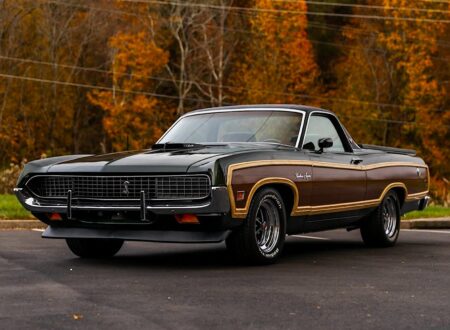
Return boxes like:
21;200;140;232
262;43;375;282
383;197;397;238
255;198;280;253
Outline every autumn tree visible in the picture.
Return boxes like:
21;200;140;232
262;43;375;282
332;8;393;145
157;1;239;113
333;0;450;200
88;31;170;151
232;0;320;104
0;1;108;162
188;0;237;107
379;0;449;177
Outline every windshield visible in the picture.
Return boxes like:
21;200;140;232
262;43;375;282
159;110;304;146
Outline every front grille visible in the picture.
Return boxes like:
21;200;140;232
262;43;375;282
25;175;211;201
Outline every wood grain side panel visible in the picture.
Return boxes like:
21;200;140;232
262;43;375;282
366;166;428;201
231;165;312;211
310;167;366;205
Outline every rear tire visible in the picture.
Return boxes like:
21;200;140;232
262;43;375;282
226;187;286;264
360;191;400;247
66;238;124;258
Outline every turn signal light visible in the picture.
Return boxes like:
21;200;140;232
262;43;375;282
236;191;246;201
48;213;62;221
175;214;199;224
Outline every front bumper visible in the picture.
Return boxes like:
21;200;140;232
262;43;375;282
14;186;230;216
418;196;430;211
401;196;430;215
43;226;231;243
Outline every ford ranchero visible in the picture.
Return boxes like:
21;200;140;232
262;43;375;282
15;105;430;264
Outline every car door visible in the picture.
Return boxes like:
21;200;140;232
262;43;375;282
302;113;366;228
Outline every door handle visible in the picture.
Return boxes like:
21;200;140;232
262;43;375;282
351;157;363;165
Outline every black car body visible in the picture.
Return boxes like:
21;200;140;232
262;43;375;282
15;105;429;263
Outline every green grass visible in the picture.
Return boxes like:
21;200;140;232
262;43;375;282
402;205;450;220
0;194;449;221
0;194;33;219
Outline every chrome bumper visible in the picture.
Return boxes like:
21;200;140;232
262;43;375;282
418;196;430;211
14;186;230;215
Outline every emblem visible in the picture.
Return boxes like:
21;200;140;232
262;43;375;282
296;173;312;180
122;180;130;195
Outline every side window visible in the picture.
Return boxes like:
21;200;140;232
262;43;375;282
303;115;345;152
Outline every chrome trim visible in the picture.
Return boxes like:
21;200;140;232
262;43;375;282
23;196;212;211
157;107;307;148
13;187;22;192
140;190;147;221
418;196;430;211
300;110;359;151
25;174;211;201
67;190;72;220
17;186;230;215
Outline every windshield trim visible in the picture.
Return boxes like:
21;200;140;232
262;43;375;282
157;107;307;148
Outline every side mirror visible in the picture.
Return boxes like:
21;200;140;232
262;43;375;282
317;138;333;153
303;142;315;151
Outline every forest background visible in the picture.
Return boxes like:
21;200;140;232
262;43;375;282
0;0;449;203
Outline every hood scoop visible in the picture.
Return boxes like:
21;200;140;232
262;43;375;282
152;143;228;151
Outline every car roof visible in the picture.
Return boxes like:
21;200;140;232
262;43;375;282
186;104;334;116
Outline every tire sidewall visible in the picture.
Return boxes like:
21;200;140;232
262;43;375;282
66;238;123;258
247;188;286;261
382;191;400;244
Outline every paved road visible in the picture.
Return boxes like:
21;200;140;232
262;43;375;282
0;229;449;329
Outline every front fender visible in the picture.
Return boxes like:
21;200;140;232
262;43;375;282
17;155;92;185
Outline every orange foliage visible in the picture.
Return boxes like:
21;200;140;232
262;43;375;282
1;1;449;204
333;0;450;200
232;0;320;104
88;31;171;151
379;0;450;174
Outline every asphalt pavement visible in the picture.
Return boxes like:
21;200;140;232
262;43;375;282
0;228;449;329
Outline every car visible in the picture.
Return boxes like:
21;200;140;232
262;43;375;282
14;105;430;264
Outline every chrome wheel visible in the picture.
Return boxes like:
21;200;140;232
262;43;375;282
361;190;400;247
382;196;398;238
255;198;281;254
226;187;286;264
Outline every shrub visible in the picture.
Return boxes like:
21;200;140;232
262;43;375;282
0;160;26;194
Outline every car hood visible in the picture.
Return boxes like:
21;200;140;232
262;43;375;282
39;144;283;174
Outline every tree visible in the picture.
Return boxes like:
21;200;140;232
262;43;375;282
158;0;239;113
0;0;115;163
379;0;449;177
232;0;320;105
88;31;170;151
333;0;450;200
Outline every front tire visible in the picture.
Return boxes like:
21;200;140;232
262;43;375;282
66;238;124;258
360;191;400;247
226;187;286;264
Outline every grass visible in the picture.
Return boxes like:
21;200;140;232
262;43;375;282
0;194;33;219
0;194;449;221
402;205;450;220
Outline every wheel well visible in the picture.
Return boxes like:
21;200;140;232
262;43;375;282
256;183;295;216
391;187;406;208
